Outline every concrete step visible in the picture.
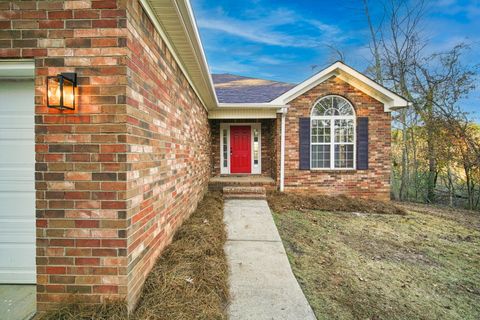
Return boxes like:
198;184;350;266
209;176;276;191
223;186;267;200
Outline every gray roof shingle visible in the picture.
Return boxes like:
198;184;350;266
212;74;295;103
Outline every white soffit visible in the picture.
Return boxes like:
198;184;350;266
271;61;409;112
141;0;218;110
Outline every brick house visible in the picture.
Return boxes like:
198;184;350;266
0;0;408;315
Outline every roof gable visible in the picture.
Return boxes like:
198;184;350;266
271;61;409;111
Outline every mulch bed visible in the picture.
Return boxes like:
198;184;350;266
41;191;228;320
267;191;406;215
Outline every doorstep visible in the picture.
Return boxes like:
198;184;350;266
209;175;276;191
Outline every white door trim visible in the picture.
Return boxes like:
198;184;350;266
220;123;262;175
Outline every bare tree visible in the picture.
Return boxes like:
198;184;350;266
326;44;346;63
371;0;426;200
412;44;478;202
363;0;480;208
363;0;383;84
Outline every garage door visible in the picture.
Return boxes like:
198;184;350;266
0;75;35;283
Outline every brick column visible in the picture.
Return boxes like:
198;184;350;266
0;0;129;311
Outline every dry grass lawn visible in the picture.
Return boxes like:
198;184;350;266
271;195;480;320
41;191;228;320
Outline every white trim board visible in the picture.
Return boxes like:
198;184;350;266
0;60;34;79
139;0;217;110
271;61;409;112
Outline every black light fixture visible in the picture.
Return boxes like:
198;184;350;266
47;73;77;110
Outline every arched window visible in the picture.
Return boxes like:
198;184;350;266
311;95;355;169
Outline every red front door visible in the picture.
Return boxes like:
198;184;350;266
230;126;251;173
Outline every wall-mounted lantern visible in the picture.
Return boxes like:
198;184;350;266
47;73;77;110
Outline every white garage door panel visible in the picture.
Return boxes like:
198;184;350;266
0;243;36;283
0;168;34;183
0;117;33;129
0;219;35;243
0;145;34;163
0;193;35;217
0;79;35;284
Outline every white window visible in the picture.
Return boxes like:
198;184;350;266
311;95;355;169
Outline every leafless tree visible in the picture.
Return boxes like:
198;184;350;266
362;0;383;84
363;0;479;208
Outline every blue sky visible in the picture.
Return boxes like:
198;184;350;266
190;0;480;118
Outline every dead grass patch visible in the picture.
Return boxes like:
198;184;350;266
267;191;406;215
40;192;228;320
396;201;480;229
272;203;480;320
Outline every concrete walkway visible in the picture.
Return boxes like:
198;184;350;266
224;199;316;320
0;285;36;320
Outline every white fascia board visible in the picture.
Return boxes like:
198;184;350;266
271;63;339;105
175;0;219;105
140;0;218;110
271;61;409;112
0;59;34;78
335;63;409;111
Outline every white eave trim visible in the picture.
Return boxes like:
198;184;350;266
271;61;409;112
140;0;218;110
175;0;219;105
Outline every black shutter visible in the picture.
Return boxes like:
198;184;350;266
299;117;310;170
357;117;369;170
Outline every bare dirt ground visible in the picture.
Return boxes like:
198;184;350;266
270;196;480;320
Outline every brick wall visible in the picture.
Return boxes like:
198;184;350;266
281;76;391;200
124;0;210;309
1;0;210;312
210;119;275;177
0;0;129;311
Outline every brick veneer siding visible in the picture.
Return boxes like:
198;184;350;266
210;119;276;177
1;0;210;312
124;0;210;309
281;76;392;200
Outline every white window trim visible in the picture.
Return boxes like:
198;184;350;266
220;123;262;175
310;95;356;170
